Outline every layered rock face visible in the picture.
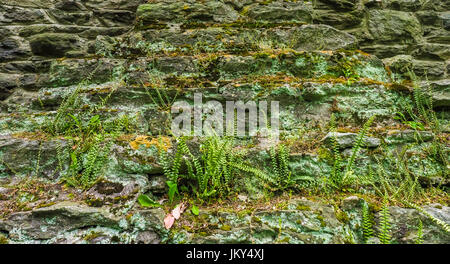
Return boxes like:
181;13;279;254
0;0;449;244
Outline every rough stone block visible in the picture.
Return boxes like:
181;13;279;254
367;9;422;44
29;33;82;57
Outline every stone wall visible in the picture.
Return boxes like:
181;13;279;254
0;0;449;244
0;0;448;103
315;0;449;80
0;0;145;100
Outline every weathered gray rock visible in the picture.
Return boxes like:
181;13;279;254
420;79;450;108
412;60;446;79
0;135;68;179
0;5;50;25
322;132;381;149
244;1;313;23
0;36;31;62
83;0;145;11
413;43;450;61
290;25;357;51
0;201;166;243
317;0;362;11
384;130;435;144
367;9;422;44
0;73;18;100
137;1;239;25
361;44;412;59
44;58;121;87
0;201;120;239
29;33;83;58
421;0;450;12
384;0;424;12
313;9;363;29
47;9;94;26
174;197;450;244
383;205;450;244
383;55;414;74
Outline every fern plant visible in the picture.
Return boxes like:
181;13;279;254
370;145;424;202
415;219;424;244
231;143;295;194
344;115;376;176
63;133;111;189
328;115;376;189
362;203;374;244
269;144;295;191
405;201;450;233
158;136;238;201
188;136;236;199
378;200;392;244
329;114;342;188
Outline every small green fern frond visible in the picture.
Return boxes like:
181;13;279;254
345;115;376;175
405;201;450;233
415;219;424;244
362;203;374;244
230;162;278;187
378;201;392;244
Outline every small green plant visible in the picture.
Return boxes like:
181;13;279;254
182;136;237;199
415;219;423;244
362;203;374;244
329;115;343;188
394;112;425;131
47;86;82;135
231;143;297;194
63;133;111;189
403;70;440;132
137;194;161;208
345;115;376;176
269;144;295;191
158;136;239;201
191;204;200;216
328;115;376;189
370;145;423;202
405;201;450;233
141;71;178;111
378;200;392;244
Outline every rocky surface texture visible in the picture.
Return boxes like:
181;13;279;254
0;0;449;244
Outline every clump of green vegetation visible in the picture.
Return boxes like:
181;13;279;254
0;234;8;244
41;73;134;189
296;204;311;211
328;53;361;81
405;201;450;233
159;136;240;201
362;203;374;244
378;200;392;244
335;207;350;224
231;143;310;196
326;114;376;190
415;219;423;244
63;133;112;189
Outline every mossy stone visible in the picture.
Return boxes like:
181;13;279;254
29;33;81;58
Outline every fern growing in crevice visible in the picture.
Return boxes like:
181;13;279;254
233;143;295;193
63;133;111;189
329;114;342;188
362;203;374;244
405;70;440;132
328;115;376;189
158;137;183;184
158;136;238;201
344;115;376;176
270;144;294;191
404;201;450;233
415;219;424;244
378;200;392;244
